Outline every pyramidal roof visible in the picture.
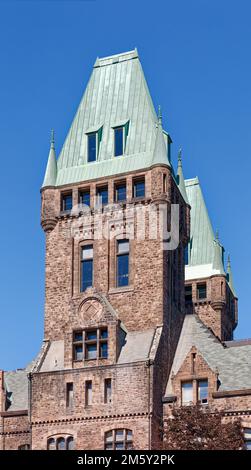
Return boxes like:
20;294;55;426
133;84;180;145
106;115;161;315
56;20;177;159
42;49;170;188
185;177;225;280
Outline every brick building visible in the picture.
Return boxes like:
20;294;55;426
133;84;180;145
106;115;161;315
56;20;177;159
0;49;251;451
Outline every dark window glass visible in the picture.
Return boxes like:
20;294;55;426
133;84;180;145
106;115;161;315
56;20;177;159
105;429;133;450
67;437;74;450
133;179;145;198
100;342;108;358
86;343;97;360
62;193;72;211
115;182;126;202
100;329;108;339
74;344;83;361
86;330;97;341
57;437;66;450
117;240;129;287
73;327;108;361
18;444;30;450
244;429;251;450
185;285;192;302
79;190;90;207
104;378;112;404
81;245;93;291
184;245;189;265
198;380;208;404
74;331;82;342
97;186;108;206
114;127;124;156
197;283;207;300
88;133;97;162
47;438;56;451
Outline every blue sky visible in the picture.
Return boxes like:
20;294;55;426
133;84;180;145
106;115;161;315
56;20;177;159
0;0;251;370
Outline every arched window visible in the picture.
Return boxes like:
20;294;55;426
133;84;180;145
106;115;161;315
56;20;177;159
47;435;74;451
47;438;56;450
105;429;133;450
57;437;66;450
67;436;75;450
244;428;251;450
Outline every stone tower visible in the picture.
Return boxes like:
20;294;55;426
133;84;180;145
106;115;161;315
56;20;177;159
33;49;189;450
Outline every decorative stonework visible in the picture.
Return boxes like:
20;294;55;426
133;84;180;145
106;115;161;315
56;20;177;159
78;298;104;325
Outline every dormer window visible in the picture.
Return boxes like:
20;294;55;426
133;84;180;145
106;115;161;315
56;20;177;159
114;121;129;157
114;127;124;156
87;127;103;162
88;133;97;162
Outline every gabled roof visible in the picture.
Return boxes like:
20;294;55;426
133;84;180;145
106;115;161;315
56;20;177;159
185;177;225;280
42;49;171;188
166;315;251;394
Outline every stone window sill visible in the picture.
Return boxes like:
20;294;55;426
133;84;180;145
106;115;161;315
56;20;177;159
108;286;134;294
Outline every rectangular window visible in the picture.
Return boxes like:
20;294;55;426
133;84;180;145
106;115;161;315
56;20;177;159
61;193;72;212
79;189;90;207
66;383;74;408
96;186;108;206
114;127;124;157
81;245;93;291
185;285;192;302
198;379;208;404
197;283;207;300
85;380;92;406
182;381;193;405
244;429;251;450
117;240;129;287
73;328;108;361
133;178;145;198
115;182;126;202
73;331;83;360
104;378;112;404
163;173;167;193
88;133;97;162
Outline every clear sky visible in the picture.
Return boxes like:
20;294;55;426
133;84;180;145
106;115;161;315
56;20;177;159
0;0;251;370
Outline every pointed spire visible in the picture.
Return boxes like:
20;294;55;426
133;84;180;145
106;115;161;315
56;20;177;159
50;129;55;149
42;129;57;188
212;232;225;275
158;105;162;126
227;254;236;296
152;107;171;167
176;148;189;204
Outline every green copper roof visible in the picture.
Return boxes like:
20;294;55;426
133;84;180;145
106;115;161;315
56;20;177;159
176;149;188;204
42;49;171;188
185;177;225;279
42;130;57;187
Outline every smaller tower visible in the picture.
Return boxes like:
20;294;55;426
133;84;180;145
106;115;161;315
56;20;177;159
184;177;238;341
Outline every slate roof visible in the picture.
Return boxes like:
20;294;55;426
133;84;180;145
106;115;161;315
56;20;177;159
42;49;171;188
166;315;251;395
4;359;36;411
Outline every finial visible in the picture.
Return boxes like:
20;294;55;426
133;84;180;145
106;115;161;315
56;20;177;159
178;147;182;165
227;254;231;270
158;105;162;125
215;229;219;242
50;129;55;148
